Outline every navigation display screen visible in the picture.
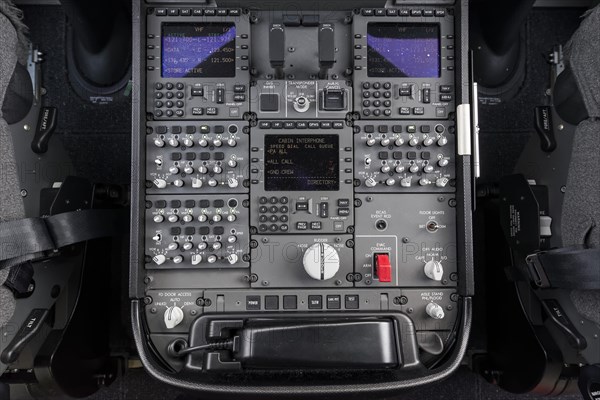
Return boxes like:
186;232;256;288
161;23;236;78
367;23;440;78
264;135;339;191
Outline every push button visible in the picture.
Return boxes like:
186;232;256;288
246;296;261;310
264;295;279;310
260;93;279;112
345;295;359;309
326;295;341;309
308;295;323;309
283;295;297;309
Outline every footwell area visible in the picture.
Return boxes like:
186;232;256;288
17;4;586;400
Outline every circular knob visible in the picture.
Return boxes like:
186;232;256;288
227;138;237;147
212;241;222;250
213;214;222;222
423;164;434;173
153;215;164;223
395;165;405;173
366;138;376;147
199;138;208;147
154;138;165;147
419;178;431;186
409;164;419;173
191;178;203;188
173;255;183;264
438;158;449;167
303;243;340;281
227;177;239;188
227;235;237;243
426;302;445;320
424;260;444;281
191;254;202;265
437;136;448;147
227;214;237;222
198;214;208;222
385;178;396;186
380;138;390;146
183;242;194;251
153;179;167;189
207;255;217;264
198;241;208;250
198;166;208;174
365;177;377;188
173;179;184;187
409;137;419;147
183;138;194;147
423;137;434;147
380;164;391;173
208;179;218;187
436;177;449;188
227;253;239;264
168;138;179;147
213;165;223;174
168;215;179;223
293;96;310;113
394;137;405;147
184;166;194;174
164;306;184;329
400;177;412;187
227;159;238;168
153;254;166;265
169;166;180;175
167;242;179;251
182;214;193;223
213;138;222;147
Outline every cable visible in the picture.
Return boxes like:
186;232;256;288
174;339;235;358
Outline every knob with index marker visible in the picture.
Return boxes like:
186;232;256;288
168;138;179;147
213;138;222;147
153;254;166;265
409;136;419;147
153;179;167;189
198;138;208;147
154;137;165;147
366;137;376;147
401;177;412;187
395;137;405;146
183;138;194;147
423;137;434;147
438;158;449;167
424;259;444;281
365;177;377;188
426;302;445;320
436;177;449;188
192;178;203;188
437;136;448;146
169;166;180;174
380;137;390;146
153;215;164;223
173;179;184;187
227;177;239;188
303;243;340;280
227;138;237;147
164;306;184;329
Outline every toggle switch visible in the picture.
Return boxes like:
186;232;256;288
374;253;392;283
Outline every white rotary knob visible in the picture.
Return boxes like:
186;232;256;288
426;302;445;320
424;259;444;281
164;306;184;329
302;243;340;281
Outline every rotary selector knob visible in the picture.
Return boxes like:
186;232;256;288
436;177;449;188
227;159;237;168
400;177;412;187
395;165;405;173
191;254;202;265
423;164;434;173
183;138;194;147
293;96;310;113
424;260;444;281
386;178;396;186
207;255;217;264
192;178;203;188
182;242;194;251
213;138;223;147
227;177;239;188
154;138;165;148
153;215;164;223
168;138;179;147
394;137;405;147
303;243;340;281
168;215;179;223
437;136;448;147
426;302;445;320
173;179;184;188
199;138;208;147
213;165;223;174
169;166;180;174
182;214;193;223
409;137;419;147
380;137;390;146
227;214;237;222
227;253;239;264
184;166;194;174
173;255;183;264
208;179;218;187
198;166;208;174
164;306;184;329
419;178;431;186
167;242;179;251
153;254;166;265
365;177;377;188
153;179;167;189
409;164;419;173
198;214;208;222
380;164;391;173
366;137;376;147
423;137;435;147
227;138;237;147
438;158;449;167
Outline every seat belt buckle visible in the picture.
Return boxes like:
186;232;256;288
525;252;551;288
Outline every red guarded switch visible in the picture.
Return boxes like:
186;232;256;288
374;253;392;283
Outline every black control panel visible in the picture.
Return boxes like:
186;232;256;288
134;2;471;377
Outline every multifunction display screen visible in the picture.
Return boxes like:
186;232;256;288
161;23;236;78
367;23;440;78
264;135;339;191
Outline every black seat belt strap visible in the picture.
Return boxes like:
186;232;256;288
526;247;600;290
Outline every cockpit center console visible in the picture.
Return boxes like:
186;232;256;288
131;0;474;391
